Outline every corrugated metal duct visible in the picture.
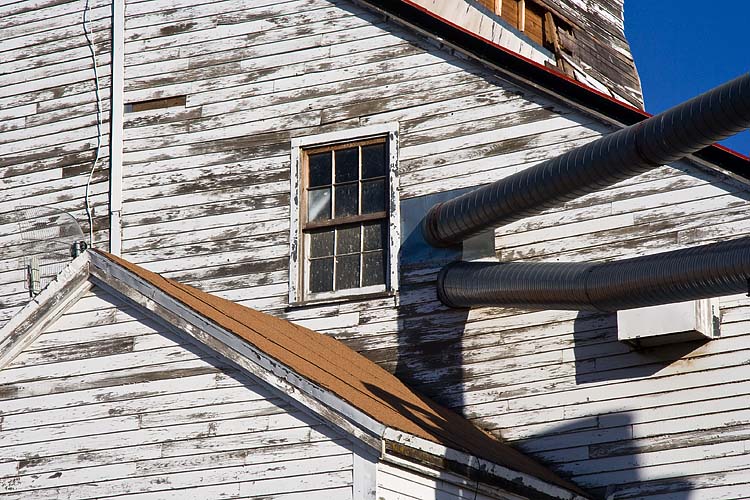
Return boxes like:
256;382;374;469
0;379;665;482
423;73;750;247
438;237;750;311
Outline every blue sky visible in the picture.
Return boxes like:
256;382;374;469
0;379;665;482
624;1;750;157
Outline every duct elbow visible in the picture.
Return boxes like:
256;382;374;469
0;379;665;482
436;265;467;309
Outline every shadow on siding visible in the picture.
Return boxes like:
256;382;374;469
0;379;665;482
392;274;471;413
573;311;708;384
519;414;696;500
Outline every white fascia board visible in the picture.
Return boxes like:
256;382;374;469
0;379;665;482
0;253;92;370
87;251;386;451
86;252;582;498
382;429;587;500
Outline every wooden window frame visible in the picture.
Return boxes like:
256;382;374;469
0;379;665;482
289;124;400;306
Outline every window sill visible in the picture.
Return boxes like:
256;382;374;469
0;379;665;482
286;289;397;311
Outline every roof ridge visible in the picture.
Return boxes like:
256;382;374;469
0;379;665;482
97;251;474;443
92;249;585;497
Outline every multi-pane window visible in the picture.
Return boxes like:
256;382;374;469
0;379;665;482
302;138;389;297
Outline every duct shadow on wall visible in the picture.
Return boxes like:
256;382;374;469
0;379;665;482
392;257;471;413
391;191;481;412
572;311;709;384
523;414;696;500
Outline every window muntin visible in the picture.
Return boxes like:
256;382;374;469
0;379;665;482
289;124;399;306
301;138;389;299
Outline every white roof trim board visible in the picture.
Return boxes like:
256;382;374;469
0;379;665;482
0;252;92;370
0;250;588;500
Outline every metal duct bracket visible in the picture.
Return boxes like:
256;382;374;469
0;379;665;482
401;188;495;267
617;299;720;347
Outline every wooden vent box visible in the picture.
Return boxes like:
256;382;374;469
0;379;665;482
617;299;720;347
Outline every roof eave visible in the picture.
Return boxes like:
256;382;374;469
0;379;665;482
356;0;750;177
86;250;589;499
383;431;590;499
0;250;588;499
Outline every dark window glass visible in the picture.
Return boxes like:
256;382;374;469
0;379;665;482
363;221;385;251
362;251;385;286
310;229;334;258
304;139;390;297
336;225;360;255
310;258;334;292
336;255;360;290
362;143;386;179
308;188;331;221
362;179;385;214
335;184;358;217
335;147;359;183
309;152;332;187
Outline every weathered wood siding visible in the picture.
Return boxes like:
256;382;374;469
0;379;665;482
539;0;643;108
116;1;750;497
0;285;355;499
471;161;750;499
0;0;112;329
5;0;750;498
119;0;606;308
377;462;525;500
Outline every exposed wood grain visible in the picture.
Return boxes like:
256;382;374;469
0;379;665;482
0;279;356;499
2;0;749;496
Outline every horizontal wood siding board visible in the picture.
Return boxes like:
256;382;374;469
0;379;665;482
5;0;750;496
0;284;355;499
0;4;111;49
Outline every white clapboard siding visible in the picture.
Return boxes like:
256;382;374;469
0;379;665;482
0;285;355;499
6;0;750;497
377;462;524;500
0;0;113;331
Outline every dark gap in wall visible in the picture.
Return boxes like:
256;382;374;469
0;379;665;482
124;95;187;113
62;164;92;178
62;161;111;179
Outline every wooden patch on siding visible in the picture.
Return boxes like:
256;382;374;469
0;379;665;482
125;96;187;113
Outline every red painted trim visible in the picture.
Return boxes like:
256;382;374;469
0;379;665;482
398;0;747;160
399;0;644;110
713;143;750;161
